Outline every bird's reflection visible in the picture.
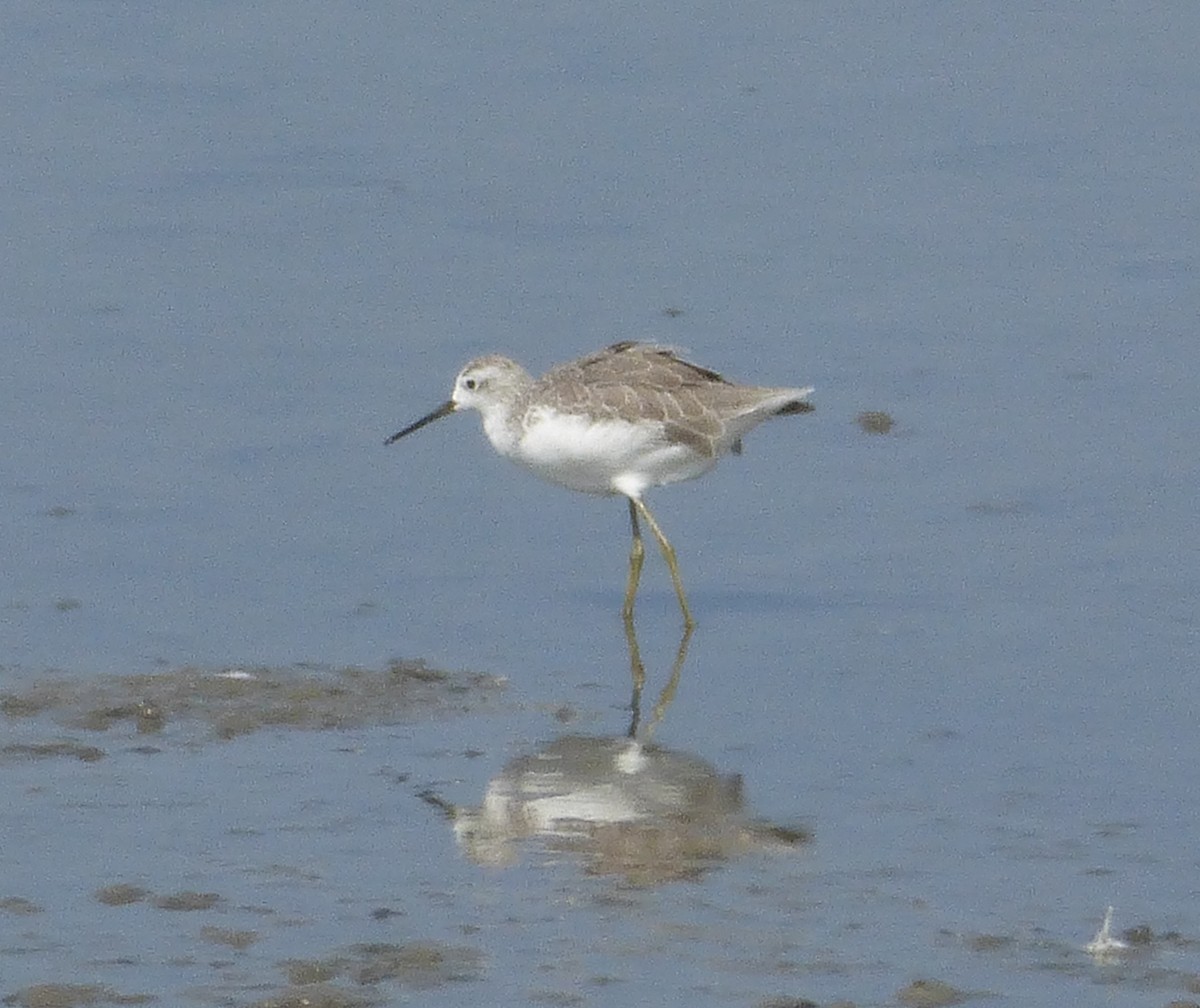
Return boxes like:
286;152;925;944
624;616;691;738
419;621;810;885
437;734;809;884
417;619;811;888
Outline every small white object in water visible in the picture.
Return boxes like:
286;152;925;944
1085;905;1130;959
216;668;256;681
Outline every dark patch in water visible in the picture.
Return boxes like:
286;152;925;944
1;661;504;744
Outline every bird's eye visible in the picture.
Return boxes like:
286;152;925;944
464;378;477;390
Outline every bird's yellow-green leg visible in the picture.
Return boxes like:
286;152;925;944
622;498;646;625
623;609;646;731
631;496;696;630
642;623;693;739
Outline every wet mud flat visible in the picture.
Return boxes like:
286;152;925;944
0;660;503;745
4;662;1200;1008
0;658;816;1007
1;661;503;1007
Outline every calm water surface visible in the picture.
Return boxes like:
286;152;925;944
2;2;1197;1005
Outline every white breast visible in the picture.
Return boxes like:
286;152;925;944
505;408;715;497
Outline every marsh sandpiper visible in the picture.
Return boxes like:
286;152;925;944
386;341;813;628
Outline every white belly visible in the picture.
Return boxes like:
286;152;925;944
499;410;715;497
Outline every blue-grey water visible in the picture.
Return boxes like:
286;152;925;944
2;2;1198;1005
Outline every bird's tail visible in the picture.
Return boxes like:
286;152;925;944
774;388;815;415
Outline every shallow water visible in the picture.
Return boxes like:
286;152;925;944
3;2;1198;1005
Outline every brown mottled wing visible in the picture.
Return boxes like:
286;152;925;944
531;342;811;459
543;342;731;390
531;344;737;456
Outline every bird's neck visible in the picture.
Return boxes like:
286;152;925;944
480;403;522;457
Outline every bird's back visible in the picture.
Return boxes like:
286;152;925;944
523;342;812;460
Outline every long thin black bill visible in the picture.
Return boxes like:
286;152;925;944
384;400;456;445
